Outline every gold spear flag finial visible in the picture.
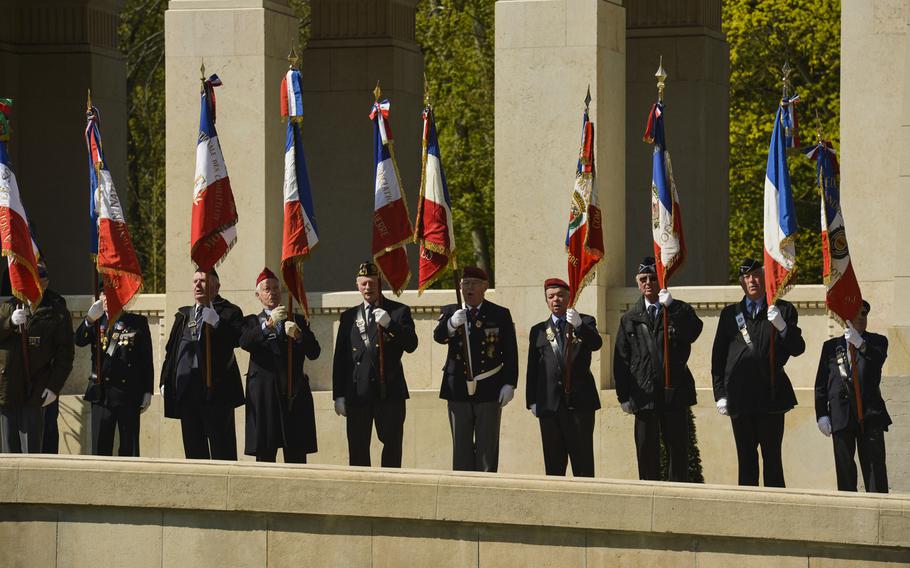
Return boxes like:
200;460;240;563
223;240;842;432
423;73;430;108
288;47;299;69
86;89;93;112
584;84;591;111
373;81;382;103
781;60;793;99
200;60;206;81
655;55;668;102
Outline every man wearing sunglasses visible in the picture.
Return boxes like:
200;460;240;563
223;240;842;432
613;257;703;482
711;258;805;487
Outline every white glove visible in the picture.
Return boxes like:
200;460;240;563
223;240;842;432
658;288;673;307
844;322;864;350
530;403;537;417
41;388;57;407
201;306;220;326
817;415;832;437
334;397;346;417
716;398;728;416
565;308;582;329
620;401;634;414
11;307;29;326
87;299;105;323
373;307;391;328
498;384;515;407
448;308;468;332
285;320;302;340
767;305;786;332
270;305;288;326
159;384;165;397
140;392;152;413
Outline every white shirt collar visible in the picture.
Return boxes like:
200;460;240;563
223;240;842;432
463;301;484;311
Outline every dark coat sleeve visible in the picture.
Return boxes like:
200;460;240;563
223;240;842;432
710;307;731;401
433;306;456;344
669;301;702;345
160;311;185;390
525;326;539;408
814;340;832;421
613;316;633;404
385;305;418;353
332;313;351;400
74;318;96;347
501;308;519;388
778;303;806;357
239;314;270;353
137;315;154;395
47;302;75;394
862;335;888;368
575;315;602;351
298;315;320;361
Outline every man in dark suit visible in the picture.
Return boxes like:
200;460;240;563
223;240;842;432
711;258;805;487
332;261;418;467
75;291;153;456
526;278;602;477
239;267;320;463
433;266;518;472
159;268;244;460
815;300;891;493
614;257;703;482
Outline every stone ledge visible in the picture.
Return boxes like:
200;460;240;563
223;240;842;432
1;455;907;550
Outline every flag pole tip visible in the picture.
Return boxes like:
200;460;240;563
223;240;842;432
86;89;92;112
200;60;206;80
287;47;299;69
584;85;591;109
373;81;382;102
655;57;668;101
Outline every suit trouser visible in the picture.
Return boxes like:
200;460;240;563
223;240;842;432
179;403;238;460
833;425;888;493
634;408;689;482
256;446;308;464
0;405;44;453
91;402;140;456
346;399;406;467
41;398;59;454
730;412;785;487
538;404;595;477
447;399;502;472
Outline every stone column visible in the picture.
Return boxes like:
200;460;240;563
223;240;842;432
494;0;626;383
0;0;126;295
841;0;909;373
300;0;423;292
624;0;729;285
164;0;298;316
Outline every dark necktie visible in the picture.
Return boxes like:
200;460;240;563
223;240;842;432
648;304;659;321
194;304;204;339
557;319;566;350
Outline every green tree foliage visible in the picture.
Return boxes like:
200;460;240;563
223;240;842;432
416;0;496;285
119;0;167;292
724;0;840;284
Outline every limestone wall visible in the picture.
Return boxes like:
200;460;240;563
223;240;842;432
50;286;910;493
0;456;907;567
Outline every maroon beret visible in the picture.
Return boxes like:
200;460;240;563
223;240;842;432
544;278;570;290
461;266;488;281
256;267;278;286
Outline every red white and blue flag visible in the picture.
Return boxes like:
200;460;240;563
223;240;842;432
86;103;142;322
191;74;238;272
0;99;43;310
806;141;862;324
565;105;604;307
280;67;318;315
763;102;799;304
414;105;455;294
370;96;412;295
643;101;686;288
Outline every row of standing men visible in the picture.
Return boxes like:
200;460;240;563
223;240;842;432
0;258;892;493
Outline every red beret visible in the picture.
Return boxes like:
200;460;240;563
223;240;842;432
256;267;278;286
461;266;488;281
544;278;570;290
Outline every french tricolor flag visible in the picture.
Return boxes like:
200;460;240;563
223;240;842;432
414;106;455;293
370;95;412;295
191;74;238;272
644;101;686;288
0;99;43;309
86;103;142;322
280;68;318;315
763;103;798;304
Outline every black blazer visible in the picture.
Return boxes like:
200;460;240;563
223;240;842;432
711;297;805;415
433;301;519;403
526;314;602;416
613;297;702;411
239;311;320;455
75;312;153;408
159;295;245;418
332;297;418;405
815;332;891;433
